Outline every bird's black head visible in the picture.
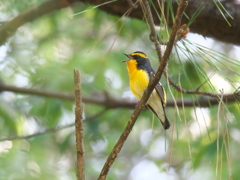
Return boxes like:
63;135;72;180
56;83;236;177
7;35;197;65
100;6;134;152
123;51;151;69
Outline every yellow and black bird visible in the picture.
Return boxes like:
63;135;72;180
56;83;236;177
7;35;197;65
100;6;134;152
123;51;170;130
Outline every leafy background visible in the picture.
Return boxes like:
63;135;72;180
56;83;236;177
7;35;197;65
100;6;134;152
0;1;239;180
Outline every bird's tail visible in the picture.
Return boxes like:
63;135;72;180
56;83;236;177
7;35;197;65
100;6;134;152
147;105;170;130
161;115;170;130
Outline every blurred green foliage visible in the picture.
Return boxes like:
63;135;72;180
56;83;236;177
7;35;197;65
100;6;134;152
0;1;239;180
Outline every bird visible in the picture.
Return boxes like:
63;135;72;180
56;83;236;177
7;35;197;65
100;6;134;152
122;51;170;130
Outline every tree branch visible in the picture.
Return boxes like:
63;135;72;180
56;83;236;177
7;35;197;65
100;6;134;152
0;0;77;45
0;83;74;100
1;0;240;45
74;69;85;180
98;1;188;179
140;0;162;59
0;83;238;109
166;75;240;99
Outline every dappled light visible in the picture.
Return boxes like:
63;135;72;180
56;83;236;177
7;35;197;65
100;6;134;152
0;0;239;180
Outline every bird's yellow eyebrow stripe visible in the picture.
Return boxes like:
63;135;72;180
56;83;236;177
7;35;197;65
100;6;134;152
131;53;148;58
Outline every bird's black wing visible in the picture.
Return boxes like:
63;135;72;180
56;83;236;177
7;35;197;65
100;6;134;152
154;82;166;106
140;63;170;129
141;64;166;106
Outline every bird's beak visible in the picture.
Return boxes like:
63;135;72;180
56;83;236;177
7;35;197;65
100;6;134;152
122;53;132;62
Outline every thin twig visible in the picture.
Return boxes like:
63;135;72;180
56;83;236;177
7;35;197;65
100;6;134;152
222;114;232;179
142;0;238;102
74;69;85;180
88;3;134;54
216;89;224;177
165;71;182;122
98;1;188;180
0;108;108;142
178;74;192;158
144;0;188;89
127;0;138;9
0;123;74;142
141;0;162;60
166;75;239;99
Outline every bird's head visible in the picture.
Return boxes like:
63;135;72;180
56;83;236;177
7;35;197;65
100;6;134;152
123;51;148;63
123;51;151;68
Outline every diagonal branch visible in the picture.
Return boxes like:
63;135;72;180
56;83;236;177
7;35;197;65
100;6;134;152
0;0;76;45
0;108;108;142
97;1;188;180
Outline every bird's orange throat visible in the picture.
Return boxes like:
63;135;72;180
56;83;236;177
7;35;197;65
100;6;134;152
125;60;149;99
126;60;138;76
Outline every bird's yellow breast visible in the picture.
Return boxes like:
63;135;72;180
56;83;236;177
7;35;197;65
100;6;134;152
126;60;149;99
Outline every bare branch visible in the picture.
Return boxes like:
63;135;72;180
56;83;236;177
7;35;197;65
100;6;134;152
74;69;85;180
0;123;74;142
166;76;239;99
98;1;188;179
0;109;108;142
0;83;74;100
0;0;76;45
141;0;162;59
0;83;238;108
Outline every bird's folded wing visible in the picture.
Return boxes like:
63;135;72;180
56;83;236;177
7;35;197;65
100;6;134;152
155;83;166;107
